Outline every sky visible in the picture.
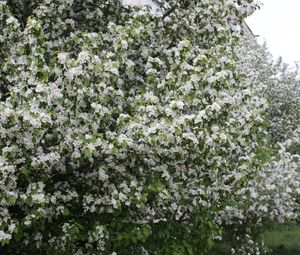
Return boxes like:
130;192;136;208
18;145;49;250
246;0;300;66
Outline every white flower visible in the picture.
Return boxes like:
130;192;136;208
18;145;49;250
182;132;198;144
66;66;82;80
35;83;45;93
0;230;12;241
8;224;16;233
31;193;45;203
219;133;227;140
57;52;69;64
78;51;89;63
211;102;221;112
195;110;206;123
170;100;184;110
121;40;128;49
6;16;18;26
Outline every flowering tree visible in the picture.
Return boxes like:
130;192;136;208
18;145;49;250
0;0;289;254
212;34;300;254
237;38;300;145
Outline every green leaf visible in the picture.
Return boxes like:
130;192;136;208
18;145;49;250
7;196;17;205
63;207;70;216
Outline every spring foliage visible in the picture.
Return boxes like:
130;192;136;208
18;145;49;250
0;0;299;254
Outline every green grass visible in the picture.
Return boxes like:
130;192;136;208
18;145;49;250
209;225;300;255
208;243;231;255
262;225;300;255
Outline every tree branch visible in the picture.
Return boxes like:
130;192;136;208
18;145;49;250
162;5;176;20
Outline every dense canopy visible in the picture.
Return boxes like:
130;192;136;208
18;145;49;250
0;1;299;254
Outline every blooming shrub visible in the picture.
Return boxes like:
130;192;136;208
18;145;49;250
217;141;300;244
236;36;300;145
1;0;295;254
231;234;269;255
213;35;300;254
